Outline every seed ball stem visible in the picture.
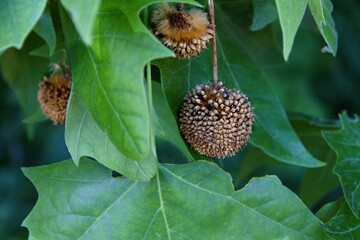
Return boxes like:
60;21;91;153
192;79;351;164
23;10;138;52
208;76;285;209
208;0;218;84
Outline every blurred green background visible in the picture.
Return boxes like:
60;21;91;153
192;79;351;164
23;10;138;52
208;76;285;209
1;0;359;239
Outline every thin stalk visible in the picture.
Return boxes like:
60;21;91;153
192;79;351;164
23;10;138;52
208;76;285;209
208;0;218;84
146;62;156;157
144;7;157;157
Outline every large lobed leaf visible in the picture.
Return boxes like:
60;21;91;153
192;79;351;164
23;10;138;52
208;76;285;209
233;116;340;205
323;114;360;218
275;0;308;60
60;0;199;161
157;1;325;168
0;0;47;52
23;158;328;239
65;93;157;181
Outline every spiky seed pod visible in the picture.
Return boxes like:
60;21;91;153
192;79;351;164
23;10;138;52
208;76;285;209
179;82;254;158
37;75;71;125
151;3;214;59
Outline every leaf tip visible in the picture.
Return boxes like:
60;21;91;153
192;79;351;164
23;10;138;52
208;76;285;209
20;167;29;176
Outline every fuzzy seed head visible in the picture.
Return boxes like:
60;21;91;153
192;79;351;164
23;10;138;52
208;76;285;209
37;75;71;125
151;3;214;58
179;82;254;158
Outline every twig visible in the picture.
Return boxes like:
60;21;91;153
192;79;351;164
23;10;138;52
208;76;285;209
208;0;218;84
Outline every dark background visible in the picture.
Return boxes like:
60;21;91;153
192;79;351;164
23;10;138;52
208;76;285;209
1;0;359;239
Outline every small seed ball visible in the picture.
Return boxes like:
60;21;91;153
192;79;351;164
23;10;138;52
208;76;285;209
179;82;254;158
151;3;214;58
37;75;71;125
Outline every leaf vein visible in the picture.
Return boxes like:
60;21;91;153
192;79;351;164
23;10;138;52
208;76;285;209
77;182;138;239
161;166;318;239
156;172;172;240
84;46;141;153
142;208;161;240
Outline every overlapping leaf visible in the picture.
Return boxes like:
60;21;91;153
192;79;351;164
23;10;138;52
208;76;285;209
275;0;308;60
219;0;283;66
323;114;360;218
65;93;157;181
152;81;198;161
234;116;340;202
309;0;338;56
293;116;340;208
250;0;278;31
60;0;199;161
157;1;325;167
33;7;56;56
0;47;48;136
317;198;360;239
60;0;102;45
23;158;328;239
0;0;47;52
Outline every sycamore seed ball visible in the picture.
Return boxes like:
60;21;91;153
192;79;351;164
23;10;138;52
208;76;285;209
179;82;254;158
37;75;71;125
151;3;214;58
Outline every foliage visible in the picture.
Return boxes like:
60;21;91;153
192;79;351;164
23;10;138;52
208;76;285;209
0;0;359;239
317;197;360;239
22;159;328;239
323;115;360;218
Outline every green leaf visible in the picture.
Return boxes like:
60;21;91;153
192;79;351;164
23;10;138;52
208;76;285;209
219;0;283;67
23;158;328;239
65;93;157;181
29;44;51;58
235;145;304;191
60;1;191;160
275;0;308;60
29;236;39;240
0;0;47;52
309;0;338;56
317;198;360;239
235;115;340;199
60;0;102;45
293;115;340;208
316;197;344;223
23;109;47;125
323;114;360;218
250;0;278;31
0;47;48;136
33;7;56;56
152;81;196;161
157;3;325;167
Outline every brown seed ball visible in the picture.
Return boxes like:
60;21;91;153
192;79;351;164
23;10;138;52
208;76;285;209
37;75;71;125
179;82;254;158
151;3;214;59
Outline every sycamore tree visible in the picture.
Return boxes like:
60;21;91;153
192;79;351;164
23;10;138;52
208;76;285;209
1;0;359;239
